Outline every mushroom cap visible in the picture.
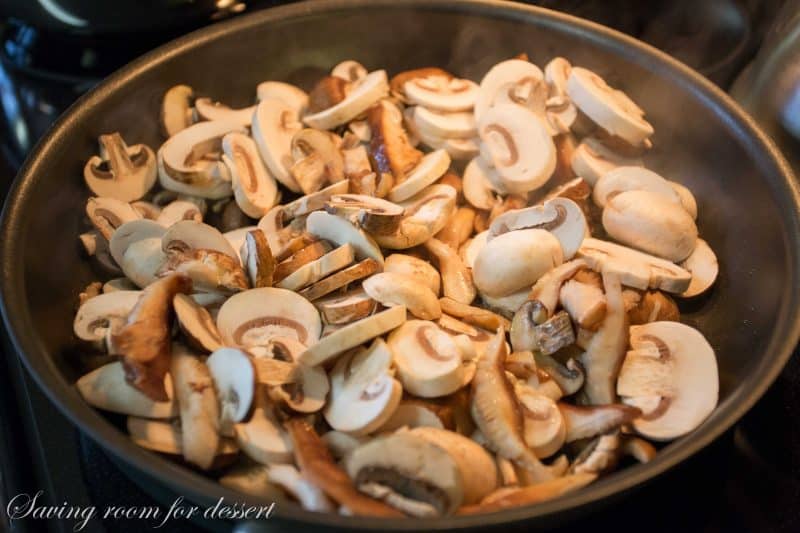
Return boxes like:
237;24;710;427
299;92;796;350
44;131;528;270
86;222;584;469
374;184;457;250
162;220;239;261
463;157;501;211
544;57;571;96
475;59;544;122
306;210;384;266
679;238;718;298
473;229;564;297
108;219;168;286
387;149;451;203
73;290;141;342
412;106;477;140
256;81;309;114
77;361;176;418
570;137;643;186
459;230;489;270
669;180;698;220
363;272;442;320
157;118;244;185
252;97;304;193
303;70;389;130
617;321;719;441
515;382;567;458
593;166;681;208
216;287;322;348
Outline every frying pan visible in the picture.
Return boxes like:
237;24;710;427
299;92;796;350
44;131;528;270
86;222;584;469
2;0;799;530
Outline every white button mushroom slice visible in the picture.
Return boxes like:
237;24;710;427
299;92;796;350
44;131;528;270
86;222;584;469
216;287;322;348
158;118;243;186
603;190;698;262
568;434;621;476
387;320;465;398
437;314;493;359
593;166;681;208
170;344;220;470
173;293;223;352
427;135;481;161
236;396;294;465
298;305;407;367
267;360;330;414
132;200;162;220
267;464;335;512
514;382;566;458
463;157;501;210
403;74;479;113
566;67;654;146
332;60;368;82
577;238;692;293
73;290;141;342
222;226;257;265
276;243;354;291
558;402;641;443
570;137;643;186
489;198;587;259
240;229;275;288
524;258;589;319
156;153;233;199
252;97;304;193
478;104;556;195
363;272;441;320
161;84;195;137
424;237;477;305
86;197;142;241
345;431;464;516
162;220;238;260
83;133;157;202
298;258;381;302
325;194;405;236
324;339;402;435
257;205;307;256
207;347;257;436
474;59;544;122
384;254;441;295
194;97;256;125
77;361;176;418
386;149;451;203
219;463;288;501
282;181;349;220
315;289;377;325
108;220;167;288
222;132;280;219
378;402;448;432
559;279;607;330
374;184;457;250
617;321;719;440
305;210;384;266
473;228;564;297
290;128;346;194
155;200;203;227
256;81;309;114
459;231;489;270
303;70;389;130
679;239;718;298
321;431;368;460
412;106;477;139
668;180;698;220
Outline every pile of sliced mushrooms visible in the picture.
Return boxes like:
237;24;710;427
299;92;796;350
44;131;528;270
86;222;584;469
74;55;720;517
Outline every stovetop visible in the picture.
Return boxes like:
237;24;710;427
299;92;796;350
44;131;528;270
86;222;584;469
1;1;798;531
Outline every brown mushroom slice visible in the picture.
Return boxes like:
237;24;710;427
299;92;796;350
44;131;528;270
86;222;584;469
276;243;354;291
161;84;195;137
384;254;441;295
387;149;451;203
374;184;457;250
315;289;378;324
216;287;321;348
222;132;280;219
286;418;404;517
158;118;242;185
155;200;203;227
679;239;718;298
109;274;192;401
627;290;680;325
77;361;176;418
570;137;644;186
345;430;462;516
84;133;157;202
235;393;294;465
424;237;476;305
252;97;304;193
108;220;167;288
158;248;248;294
298;305;407;367
241;229;275;288
173;293;223;352
194;97;255;125
256;81;309;114
170;344;220;469
473;229;564;297
576;238;692;294
439;297;510;332
514;381;566;458
617;321;719;441
559;403;641;442
306;211;384;266
363;272;441;320
474;59;544;122
86;196;141;241
290;128;345;194
162;220;238;260
267;464;334;512
283;181;349;219
463;157;501;211
303;70;390;130
273;240;332;285
73;290;141;343
299;258;381;302
560;279;607;330
436;206;476;250
324;339;402;435
325;194;404;236
368;99;423;183
404;75;479;113
593;166;681;208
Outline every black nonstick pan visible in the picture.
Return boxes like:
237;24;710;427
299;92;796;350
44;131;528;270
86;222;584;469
2;1;800;530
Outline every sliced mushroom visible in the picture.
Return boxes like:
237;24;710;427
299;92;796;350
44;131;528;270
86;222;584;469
412;106;477;139
158;247;247;294
390;67;453;101
173;293;223;352
368;99;423;183
514;381;566;458
298;305;407;367
324;338;402;434
439;297;510;332
414;128;481;161
127;418;182;456
560;279;607;330
385;254;440;295
478;104;556;195
332;60;368;82
374;184;457;250
534;352;585;397
325;194;404;236
363;272;441;320
459;230;489;270
435;206;477;250
108;219;167;287
480;289;530;318
103;277;138;293
73;290;141;343
282;180;349;219
219;462;287;501
437;314;494;359
593;166;680;208
303;70;390;130
299;258;381;301
194;97;255;125
577;238;692;294
403;73;478;113
621;436;658;464
522;259;590;322
158;118;242;186
206;347;257;437
77;361;176;418
305;211;384;266
162;219;238;260
252;97;304;193
679;239;718;298
424;237;476;304
290;128;345;194
473;229;564;297
627;290;680;325
386;148;451;203
161;84;195;137
222;132;280;219
559;403;641;442
474;59;544;122
568;434;620;476
669;180;698;220
570;137;643;186
256;81;309;114
315;288;377;324
241;229;275;288
322;431;368;459
267;464;335;512
345;430;463;516
235;392;294;464
84;133;157;202
463;157;501;210
617;321;718;440
86;196;141;241
603;190;698;262
379;401;448;432
155;200;203;227
276;243;354;291
170;344;220;469
257;206;307;257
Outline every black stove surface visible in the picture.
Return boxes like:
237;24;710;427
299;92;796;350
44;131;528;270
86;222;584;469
1;1;797;532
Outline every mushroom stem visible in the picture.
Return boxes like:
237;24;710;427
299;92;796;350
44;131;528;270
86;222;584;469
424;238;477;304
